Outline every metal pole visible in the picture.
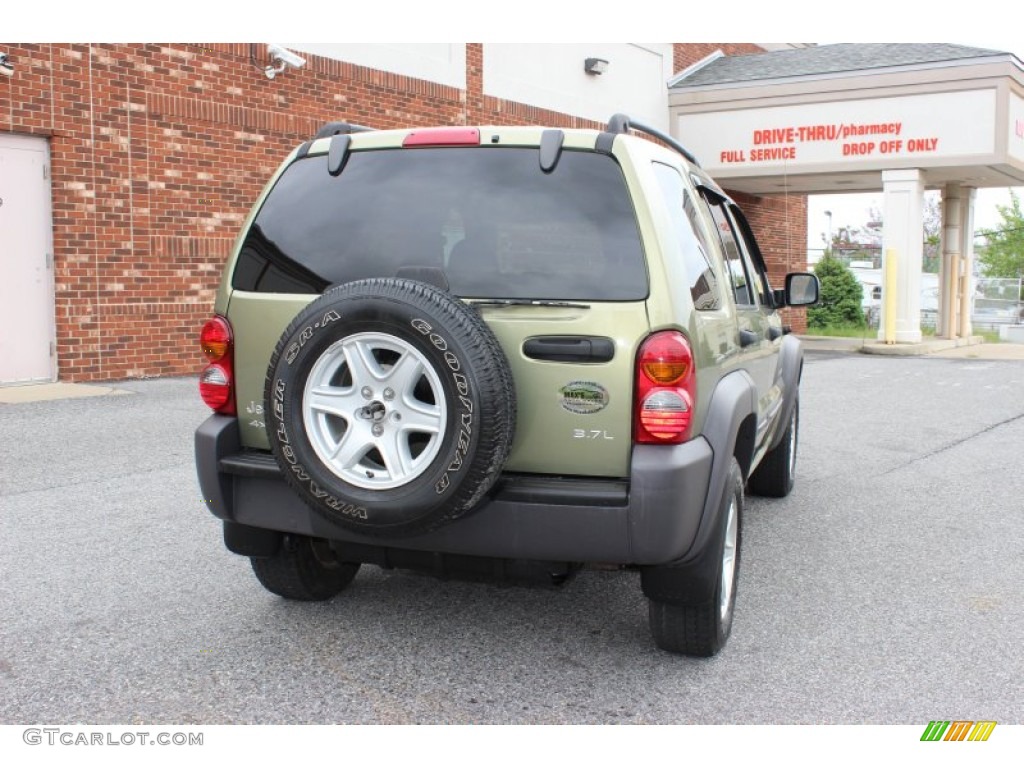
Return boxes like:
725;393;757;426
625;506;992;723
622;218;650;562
884;248;898;344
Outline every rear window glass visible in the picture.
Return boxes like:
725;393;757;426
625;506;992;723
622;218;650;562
233;147;647;300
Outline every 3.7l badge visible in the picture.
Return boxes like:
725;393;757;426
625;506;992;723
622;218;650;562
559;381;609;414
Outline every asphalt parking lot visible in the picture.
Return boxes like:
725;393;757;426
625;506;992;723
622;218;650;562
1;349;1022;725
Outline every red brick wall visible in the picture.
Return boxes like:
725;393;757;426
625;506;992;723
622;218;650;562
0;42;806;381
0;43;468;381
674;44;765;72
730;191;809;332
464;43;484;124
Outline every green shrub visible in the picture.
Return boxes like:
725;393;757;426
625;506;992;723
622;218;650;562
807;256;866;329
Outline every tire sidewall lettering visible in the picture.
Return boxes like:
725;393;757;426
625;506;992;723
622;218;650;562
283;312;340;367
271;365;370;521
411;317;474;496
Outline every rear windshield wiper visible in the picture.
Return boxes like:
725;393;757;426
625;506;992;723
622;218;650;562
470;299;591;309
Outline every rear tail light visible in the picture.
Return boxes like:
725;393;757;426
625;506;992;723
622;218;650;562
199;315;235;415
635;331;696;444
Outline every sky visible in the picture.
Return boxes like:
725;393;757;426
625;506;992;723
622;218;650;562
11;1;1023;55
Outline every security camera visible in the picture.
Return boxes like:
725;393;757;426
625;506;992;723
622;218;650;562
0;53;13;77
267;45;306;69
264;45;306;79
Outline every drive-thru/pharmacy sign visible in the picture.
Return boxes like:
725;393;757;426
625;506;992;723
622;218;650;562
679;90;997;173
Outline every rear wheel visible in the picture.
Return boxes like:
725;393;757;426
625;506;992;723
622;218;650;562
748;397;798;498
250;534;360;601
648;458;743;657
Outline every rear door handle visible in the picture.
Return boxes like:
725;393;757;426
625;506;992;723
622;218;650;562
523;336;615;363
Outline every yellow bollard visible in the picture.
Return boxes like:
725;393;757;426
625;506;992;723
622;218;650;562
884;248;898;345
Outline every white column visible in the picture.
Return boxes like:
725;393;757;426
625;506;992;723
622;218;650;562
958;187;976;338
939;183;962;339
879;169;925;343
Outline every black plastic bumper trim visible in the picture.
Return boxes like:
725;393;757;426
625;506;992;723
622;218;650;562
220;450;280;478
196;415;713;565
494;475;627;507
219;451;629;508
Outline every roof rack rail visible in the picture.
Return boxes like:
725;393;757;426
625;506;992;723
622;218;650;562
312;121;375;140
605;113;700;167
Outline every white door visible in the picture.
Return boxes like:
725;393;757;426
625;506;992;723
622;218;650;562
0;134;55;385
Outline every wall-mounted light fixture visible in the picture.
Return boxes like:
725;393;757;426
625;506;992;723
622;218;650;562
584;57;609;76
0;52;14;78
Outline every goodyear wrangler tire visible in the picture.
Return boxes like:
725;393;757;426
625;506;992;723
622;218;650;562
250;535;360;601
646;458;743;657
265;278;516;537
748;397;798;498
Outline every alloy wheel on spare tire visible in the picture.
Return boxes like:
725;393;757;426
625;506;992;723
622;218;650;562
265;278;516;538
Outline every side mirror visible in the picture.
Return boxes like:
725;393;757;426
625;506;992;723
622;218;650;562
783;272;819;306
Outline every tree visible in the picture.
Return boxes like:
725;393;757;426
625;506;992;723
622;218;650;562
922;193;942;273
807;256;866;329
978;191;1024;280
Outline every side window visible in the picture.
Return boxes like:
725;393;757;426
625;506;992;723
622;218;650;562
728;204;774;308
651;163;722;310
704;196;755;307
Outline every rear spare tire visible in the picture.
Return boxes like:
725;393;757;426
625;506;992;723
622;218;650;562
265;278;516;537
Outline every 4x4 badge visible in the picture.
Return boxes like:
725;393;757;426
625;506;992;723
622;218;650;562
559;381;609;414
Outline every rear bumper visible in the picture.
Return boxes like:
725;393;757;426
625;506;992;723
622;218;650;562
196;415;713;565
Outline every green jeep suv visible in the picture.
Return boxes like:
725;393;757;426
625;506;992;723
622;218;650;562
195;114;818;656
